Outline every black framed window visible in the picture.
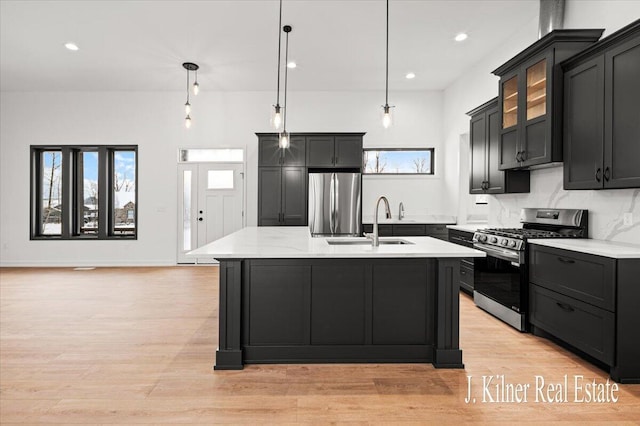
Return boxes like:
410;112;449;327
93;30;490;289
31;145;138;240
363;148;435;175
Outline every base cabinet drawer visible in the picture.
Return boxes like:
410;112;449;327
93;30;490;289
530;284;614;365
460;264;474;293
529;245;615;311
392;224;427;236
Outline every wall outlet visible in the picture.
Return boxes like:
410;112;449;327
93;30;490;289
623;212;633;226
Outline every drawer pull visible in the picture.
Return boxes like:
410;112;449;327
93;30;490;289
556;302;575;313
557;257;575;264
460;270;467;275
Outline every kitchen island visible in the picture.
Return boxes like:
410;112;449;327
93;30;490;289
188;227;485;370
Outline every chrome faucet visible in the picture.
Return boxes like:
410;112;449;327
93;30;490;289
399;202;405;220
366;196;392;246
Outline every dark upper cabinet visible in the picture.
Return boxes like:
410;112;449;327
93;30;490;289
306;136;335;167
467;98;530;194
334;136;363;168
258;134;305;166
258;166;307;226
307;134;363;168
563;21;640;189
493;29;604;170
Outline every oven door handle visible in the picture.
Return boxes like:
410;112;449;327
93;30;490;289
473;243;522;264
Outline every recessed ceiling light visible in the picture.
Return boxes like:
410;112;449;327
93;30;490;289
65;42;79;51
287;61;297;69
454;33;468;42
406;72;416;79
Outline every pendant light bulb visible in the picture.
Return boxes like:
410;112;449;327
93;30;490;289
382;105;392;129
185;115;192;129
272;105;283;130
185;101;191;115
193;68;200;95
279;131;290;149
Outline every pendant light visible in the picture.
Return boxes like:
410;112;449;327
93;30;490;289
193;68;200;95
279;25;292;149
271;0;284;131
182;62;199;128
381;0;393;128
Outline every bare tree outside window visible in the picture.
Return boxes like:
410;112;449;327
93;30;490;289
41;151;62;234
363;149;434;175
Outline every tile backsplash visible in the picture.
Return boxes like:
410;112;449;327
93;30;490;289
489;166;640;244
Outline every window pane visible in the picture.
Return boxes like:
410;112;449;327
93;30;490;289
363;150;433;174
113;151;136;235
40;151;62;235
179;148;243;162
207;170;234;189
80;151;99;235
183;170;192;251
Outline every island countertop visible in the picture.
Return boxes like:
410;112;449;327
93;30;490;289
188;226;486;260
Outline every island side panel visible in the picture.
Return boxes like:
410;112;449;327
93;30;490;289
434;258;464;368
215;260;244;370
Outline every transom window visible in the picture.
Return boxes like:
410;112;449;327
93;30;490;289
31;145;138;240
363;149;435;175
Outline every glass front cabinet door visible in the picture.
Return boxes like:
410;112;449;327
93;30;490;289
494;29;604;170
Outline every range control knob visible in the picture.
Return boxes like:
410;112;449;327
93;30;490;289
509;240;517;248
501;239;508;246
490;237;498;243
478;234;487;243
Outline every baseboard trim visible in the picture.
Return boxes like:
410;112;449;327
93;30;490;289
0;259;178;267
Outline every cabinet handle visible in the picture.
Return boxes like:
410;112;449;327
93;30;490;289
556;302;575;313
557;257;575;264
516;151;522;162
521;151;527;161
460;270;467;275
604;167;611;181
198;217;203;222
595;168;602;182
335;156;338;164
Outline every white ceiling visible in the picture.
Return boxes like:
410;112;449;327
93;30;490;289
0;0;539;92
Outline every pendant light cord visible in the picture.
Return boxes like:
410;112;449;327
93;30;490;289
283;28;289;132
385;0;389;106
276;0;283;106
186;67;190;104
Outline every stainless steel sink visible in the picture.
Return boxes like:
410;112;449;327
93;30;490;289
326;238;414;246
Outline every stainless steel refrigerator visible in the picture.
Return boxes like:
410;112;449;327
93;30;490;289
308;172;361;236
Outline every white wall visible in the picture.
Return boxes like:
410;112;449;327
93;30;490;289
0;90;447;266
443;1;640;244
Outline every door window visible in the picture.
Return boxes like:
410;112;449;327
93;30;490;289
207;170;234;189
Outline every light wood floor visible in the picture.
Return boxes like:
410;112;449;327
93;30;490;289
1;266;639;424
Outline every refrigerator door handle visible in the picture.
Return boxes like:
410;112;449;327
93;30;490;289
329;173;336;234
333;174;340;232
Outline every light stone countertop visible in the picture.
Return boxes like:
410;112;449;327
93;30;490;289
528;239;640;259
446;224;493;233
362;215;456;225
187;226;486;260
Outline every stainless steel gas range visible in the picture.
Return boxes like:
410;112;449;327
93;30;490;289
471;208;588;331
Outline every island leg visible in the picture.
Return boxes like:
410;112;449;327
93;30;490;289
434;259;464;368
215;260;244;370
